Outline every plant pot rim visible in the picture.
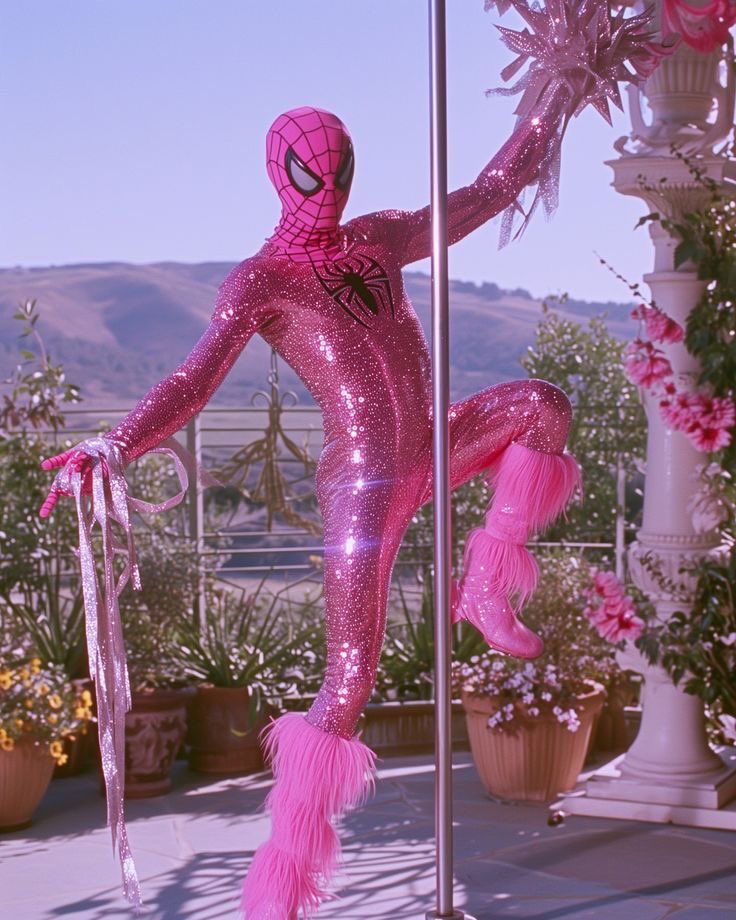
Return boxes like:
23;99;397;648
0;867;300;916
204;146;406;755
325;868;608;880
461;681;606;721
365;699;464;713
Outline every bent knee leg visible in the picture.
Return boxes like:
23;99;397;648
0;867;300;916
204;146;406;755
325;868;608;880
517;379;572;453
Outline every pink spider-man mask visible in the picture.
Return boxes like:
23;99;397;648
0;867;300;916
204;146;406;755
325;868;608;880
266;107;355;237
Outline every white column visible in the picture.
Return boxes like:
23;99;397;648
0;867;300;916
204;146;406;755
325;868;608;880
558;16;736;829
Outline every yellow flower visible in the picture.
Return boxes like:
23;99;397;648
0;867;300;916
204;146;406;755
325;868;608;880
37;683;49;696
55;753;68;767
74;707;86;720
30;657;41;667
48;694;63;710
48;713;59;725
0;738;14;752
14;719;23;730
49;741;64;758
19;668;29;681
0;728;6;742
0;671;13;690
24;699;34;709
81;690;93;705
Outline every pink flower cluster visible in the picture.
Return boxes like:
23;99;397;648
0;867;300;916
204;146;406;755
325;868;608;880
625;303;735;454
630;303;684;345
583;569;644;644
659;387;736;452
623;339;673;389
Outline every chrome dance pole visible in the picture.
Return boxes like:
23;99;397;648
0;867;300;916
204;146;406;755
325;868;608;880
426;1;465;917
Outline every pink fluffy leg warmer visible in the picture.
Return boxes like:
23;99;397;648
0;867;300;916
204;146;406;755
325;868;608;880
240;713;377;919
463;443;581;603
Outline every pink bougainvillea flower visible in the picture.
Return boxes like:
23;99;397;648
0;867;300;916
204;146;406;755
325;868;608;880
584;569;644;643
599;604;645;643
674;393;736;452
662;0;736;54
643;306;684;344
590;569;624;600
623;340;673;390
630;303;684;344
660;389;698;432
691;394;736;430
589;596;644;643
688;423;733;453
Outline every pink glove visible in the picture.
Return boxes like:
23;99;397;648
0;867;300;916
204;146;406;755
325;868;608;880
39;448;107;517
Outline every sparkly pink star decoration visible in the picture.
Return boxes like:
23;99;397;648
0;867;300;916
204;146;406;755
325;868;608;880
485;0;678;124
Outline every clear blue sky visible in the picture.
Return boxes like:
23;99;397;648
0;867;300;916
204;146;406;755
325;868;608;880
2;0;654;303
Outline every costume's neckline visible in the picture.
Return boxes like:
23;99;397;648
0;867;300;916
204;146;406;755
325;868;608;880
264;223;354;265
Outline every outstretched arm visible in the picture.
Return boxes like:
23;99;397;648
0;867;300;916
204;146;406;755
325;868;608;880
40;261;272;514
105;263;271;463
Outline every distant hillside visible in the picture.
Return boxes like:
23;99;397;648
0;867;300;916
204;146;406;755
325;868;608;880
0;262;635;407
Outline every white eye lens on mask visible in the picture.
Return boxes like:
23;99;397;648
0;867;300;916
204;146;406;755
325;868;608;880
336;146;354;191
285;148;324;196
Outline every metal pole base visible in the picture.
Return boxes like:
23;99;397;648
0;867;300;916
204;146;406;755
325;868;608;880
425;912;472;919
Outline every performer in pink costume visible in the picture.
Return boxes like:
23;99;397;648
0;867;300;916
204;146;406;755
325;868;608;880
40;2;671;915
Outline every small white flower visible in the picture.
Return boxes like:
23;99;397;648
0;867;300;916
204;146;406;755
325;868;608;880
719;714;736;744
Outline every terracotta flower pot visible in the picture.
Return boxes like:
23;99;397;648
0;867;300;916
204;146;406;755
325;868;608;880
462;685;605;802
54;678;95;779
0;737;56;831
123;688;189;798
187;686;266;775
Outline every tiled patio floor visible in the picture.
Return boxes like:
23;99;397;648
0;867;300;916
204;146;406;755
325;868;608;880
1;753;735;919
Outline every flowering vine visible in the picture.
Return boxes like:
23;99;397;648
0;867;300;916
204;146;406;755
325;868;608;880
593;154;736;744
622;301;736;454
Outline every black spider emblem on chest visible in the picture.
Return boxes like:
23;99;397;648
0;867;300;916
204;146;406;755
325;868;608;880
312;254;395;328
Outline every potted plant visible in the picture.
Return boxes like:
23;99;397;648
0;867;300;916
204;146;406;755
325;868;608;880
453;551;617;802
116;523;198;799
0;658;92;829
0;302;91;776
174;581;319;775
366;569;482;756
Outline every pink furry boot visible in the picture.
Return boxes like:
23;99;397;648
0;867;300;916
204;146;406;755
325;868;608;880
453;442;581;659
240;713;376;919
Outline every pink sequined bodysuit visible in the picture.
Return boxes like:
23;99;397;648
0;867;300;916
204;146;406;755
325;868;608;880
105;106;572;740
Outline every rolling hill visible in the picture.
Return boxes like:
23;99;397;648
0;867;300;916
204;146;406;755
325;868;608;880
0;261;635;408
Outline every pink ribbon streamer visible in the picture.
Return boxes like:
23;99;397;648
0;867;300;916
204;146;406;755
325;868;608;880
52;437;189;909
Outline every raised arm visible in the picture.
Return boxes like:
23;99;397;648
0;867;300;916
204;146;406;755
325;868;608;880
346;107;559;268
348;0;674;270
40;260;272;514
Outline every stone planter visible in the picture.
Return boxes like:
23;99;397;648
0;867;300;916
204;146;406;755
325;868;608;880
361;701;469;757
462;685;605;802
0;737;56;831
187;686;266;775
123;688;189;798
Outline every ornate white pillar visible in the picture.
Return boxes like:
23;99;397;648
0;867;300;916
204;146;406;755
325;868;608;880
558;5;736;829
